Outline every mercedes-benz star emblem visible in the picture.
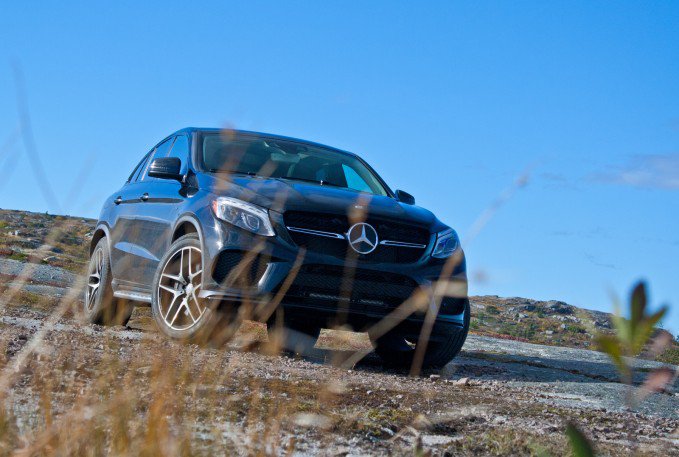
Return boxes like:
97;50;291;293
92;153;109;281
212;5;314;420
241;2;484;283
347;222;379;255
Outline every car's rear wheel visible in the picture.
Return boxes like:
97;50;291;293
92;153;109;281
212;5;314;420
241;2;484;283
370;298;470;369
84;238;134;326
151;234;239;344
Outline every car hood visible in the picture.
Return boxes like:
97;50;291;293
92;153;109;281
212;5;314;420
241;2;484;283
198;174;443;230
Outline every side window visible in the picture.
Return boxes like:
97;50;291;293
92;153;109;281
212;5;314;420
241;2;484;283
167;135;189;174
141;138;175;181
127;152;151;183
342;164;372;193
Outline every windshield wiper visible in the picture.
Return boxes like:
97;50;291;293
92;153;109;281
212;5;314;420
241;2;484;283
208;169;259;177
277;176;343;188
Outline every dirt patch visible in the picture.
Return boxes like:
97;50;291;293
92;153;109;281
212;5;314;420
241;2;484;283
0;308;677;455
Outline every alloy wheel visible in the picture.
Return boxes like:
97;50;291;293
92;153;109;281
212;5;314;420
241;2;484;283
86;247;104;311
157;246;205;330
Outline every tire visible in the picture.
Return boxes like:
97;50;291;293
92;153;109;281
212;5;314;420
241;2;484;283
84;238;134;326
266;317;322;356
151;234;239;344
370;299;470;369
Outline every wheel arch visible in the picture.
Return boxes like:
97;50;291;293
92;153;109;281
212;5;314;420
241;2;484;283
90;224;111;255
170;214;207;291
171;216;204;244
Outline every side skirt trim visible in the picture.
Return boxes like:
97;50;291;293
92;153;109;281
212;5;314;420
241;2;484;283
113;290;152;304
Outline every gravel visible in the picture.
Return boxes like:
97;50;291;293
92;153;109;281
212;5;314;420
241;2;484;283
0;257;78;286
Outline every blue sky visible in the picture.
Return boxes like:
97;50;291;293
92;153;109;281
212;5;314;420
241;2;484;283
1;2;677;333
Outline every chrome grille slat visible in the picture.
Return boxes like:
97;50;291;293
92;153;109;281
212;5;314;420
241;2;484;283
286;227;427;249
283;211;430;263
287;226;426;248
379;240;426;249
286;226;346;239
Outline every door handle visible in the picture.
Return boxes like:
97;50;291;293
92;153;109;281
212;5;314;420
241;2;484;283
140;193;149;202
114;196;122;205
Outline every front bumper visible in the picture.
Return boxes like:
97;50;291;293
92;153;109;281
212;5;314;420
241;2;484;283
197;211;468;330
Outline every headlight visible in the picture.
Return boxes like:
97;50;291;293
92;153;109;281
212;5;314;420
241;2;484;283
432;228;459;258
211;197;275;236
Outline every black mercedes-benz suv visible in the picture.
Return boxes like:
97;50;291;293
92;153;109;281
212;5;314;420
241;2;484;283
85;128;469;368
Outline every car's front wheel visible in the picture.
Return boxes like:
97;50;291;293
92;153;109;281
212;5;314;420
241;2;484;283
151;234;239;344
369;298;470;369
84;238;134;326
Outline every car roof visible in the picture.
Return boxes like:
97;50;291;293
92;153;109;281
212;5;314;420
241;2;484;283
167;127;358;158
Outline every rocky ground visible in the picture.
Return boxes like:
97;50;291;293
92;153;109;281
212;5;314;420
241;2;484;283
3;208;677;361
0;208;678;455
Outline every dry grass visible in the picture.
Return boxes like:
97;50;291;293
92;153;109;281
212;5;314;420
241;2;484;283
1;114;675;455
1;290;676;455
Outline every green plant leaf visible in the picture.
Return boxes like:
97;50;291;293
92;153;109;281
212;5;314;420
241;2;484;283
566;422;595;457
630;281;647;330
645;306;667;329
596;334;629;381
610;315;631;349
631;306;667;355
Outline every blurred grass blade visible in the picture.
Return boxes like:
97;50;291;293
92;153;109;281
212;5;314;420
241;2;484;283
566;422;595;457
636;367;677;403
647;331;673;357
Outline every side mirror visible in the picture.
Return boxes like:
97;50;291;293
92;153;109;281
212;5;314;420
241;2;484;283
395;189;415;205
148;157;183;181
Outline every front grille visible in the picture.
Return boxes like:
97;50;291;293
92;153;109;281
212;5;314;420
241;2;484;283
284;211;347;233
281;264;420;311
284;211;430;264
212;250;269;287
371;220;429;244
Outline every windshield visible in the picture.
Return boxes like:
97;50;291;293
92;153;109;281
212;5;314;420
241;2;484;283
201;134;389;196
